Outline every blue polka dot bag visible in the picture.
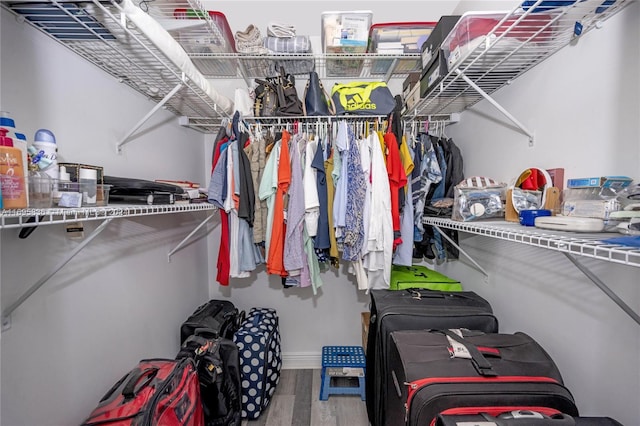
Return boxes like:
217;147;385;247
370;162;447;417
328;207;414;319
233;307;282;419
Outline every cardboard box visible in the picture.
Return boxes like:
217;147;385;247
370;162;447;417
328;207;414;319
566;176;632;189
361;312;370;349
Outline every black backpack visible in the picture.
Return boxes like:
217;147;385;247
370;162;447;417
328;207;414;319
176;329;241;426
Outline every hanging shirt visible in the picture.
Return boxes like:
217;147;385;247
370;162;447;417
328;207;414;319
303;137;320;237
312;137;330;251
258;140;281;263
267;131;291;276
324;152;339;263
384;131;408;246
333;122;349;234
284;133;309;284
210;136;230;286
245;130;267;243
360;134;372;260
364;132;393;290
343;126;366;262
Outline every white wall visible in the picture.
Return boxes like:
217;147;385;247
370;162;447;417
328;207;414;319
1;8;212;426
441;2;640;424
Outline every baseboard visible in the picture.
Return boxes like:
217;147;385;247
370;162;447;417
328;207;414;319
282;351;322;370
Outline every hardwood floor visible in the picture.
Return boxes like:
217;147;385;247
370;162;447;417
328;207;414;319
241;369;370;426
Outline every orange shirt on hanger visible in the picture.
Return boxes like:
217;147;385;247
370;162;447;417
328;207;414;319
267;130;291;276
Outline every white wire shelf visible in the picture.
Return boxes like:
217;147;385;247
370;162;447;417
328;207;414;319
423;217;640;269
0;203;217;229
412;0;633;117
3;0;228;123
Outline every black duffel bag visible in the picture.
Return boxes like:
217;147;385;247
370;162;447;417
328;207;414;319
180;300;244;344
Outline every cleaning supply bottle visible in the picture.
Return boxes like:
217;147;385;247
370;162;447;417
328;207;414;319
0;128;28;209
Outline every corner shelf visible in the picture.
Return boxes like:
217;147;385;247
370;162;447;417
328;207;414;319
423;217;640;326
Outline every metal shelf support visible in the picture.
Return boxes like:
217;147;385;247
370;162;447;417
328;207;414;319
1;218;114;331
116;80;184;154
432;224;489;280
167;211;216;262
563;253;640;326
455;69;535;146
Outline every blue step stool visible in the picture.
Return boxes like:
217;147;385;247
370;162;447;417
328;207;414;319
320;345;366;401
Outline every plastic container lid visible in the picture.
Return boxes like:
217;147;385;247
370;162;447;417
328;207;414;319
79;168;97;180
34;129;56;144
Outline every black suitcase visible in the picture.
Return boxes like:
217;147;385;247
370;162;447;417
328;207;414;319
436;411;624;425
387;329;579;426
180;300;244;344
366;289;499;426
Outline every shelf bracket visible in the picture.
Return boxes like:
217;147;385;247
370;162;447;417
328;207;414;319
563;253;640;326
167;212;217;262
116;81;184;154
383;58;399;83
432;224;489;280
1;218;114;331
455;69;535;147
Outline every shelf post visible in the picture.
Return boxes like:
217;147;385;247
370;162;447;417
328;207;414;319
432;224;489;279
1;218;114;331
455;69;535;146
563;253;640;326
116;82;184;154
167;212;216;262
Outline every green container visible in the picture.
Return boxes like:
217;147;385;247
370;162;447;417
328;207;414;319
390;265;462;291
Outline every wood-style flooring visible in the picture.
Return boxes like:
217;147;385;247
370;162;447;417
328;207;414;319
241;369;370;426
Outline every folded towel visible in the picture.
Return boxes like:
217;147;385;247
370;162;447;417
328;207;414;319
267;22;296;38
235;24;269;54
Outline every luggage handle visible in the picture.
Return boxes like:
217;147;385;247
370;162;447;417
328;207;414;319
439;329;498;377
194;327;220;339
405;289;470;300
122;367;159;400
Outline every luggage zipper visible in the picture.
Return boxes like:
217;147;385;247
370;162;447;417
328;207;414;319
404;376;565;424
141;358;193;426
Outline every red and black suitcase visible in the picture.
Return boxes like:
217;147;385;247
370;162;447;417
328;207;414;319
366;289;499;426
385;329;579;426
436;411;624;425
81;358;203;426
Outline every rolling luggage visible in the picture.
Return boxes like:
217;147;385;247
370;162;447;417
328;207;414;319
176;329;242;426
81;358;203;426
233;307;282;419
387;329;579;426
180;299;244;344
436;411;624;425
390;264;462;291
366;289;499;426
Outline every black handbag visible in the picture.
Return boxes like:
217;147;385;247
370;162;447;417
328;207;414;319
303;71;336;116
253;79;279;117
274;67;303;116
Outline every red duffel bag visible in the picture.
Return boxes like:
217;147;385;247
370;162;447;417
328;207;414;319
81;358;204;426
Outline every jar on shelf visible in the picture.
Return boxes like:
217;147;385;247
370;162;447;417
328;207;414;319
28;164;52;209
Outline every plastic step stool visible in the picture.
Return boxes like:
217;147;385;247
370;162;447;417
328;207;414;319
319;345;366;401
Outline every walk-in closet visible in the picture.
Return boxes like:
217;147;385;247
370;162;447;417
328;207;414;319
1;0;638;425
